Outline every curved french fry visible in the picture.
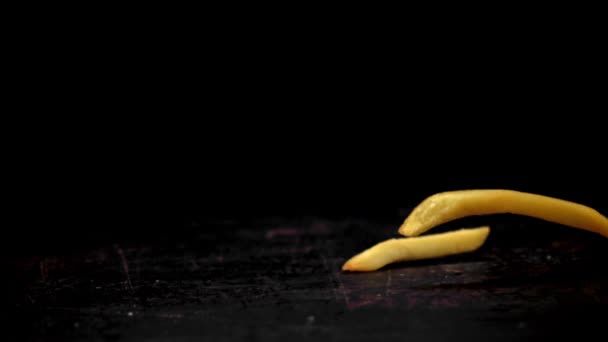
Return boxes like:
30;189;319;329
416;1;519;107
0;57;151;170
399;190;608;238
342;227;490;272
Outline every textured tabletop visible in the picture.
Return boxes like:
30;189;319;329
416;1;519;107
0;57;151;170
12;217;608;341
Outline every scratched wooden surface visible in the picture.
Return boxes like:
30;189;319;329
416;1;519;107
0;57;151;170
12;217;608;341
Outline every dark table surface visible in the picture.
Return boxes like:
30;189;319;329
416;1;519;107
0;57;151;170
11;217;608;341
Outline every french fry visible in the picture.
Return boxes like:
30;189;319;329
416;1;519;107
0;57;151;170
342;227;490;272
399;190;608;238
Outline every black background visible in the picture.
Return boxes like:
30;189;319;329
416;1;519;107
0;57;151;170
14;125;608;252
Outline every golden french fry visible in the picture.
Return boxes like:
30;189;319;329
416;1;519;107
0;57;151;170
342;227;490;272
398;190;608;238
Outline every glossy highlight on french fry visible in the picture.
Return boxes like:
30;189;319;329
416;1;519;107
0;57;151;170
398;190;608;238
342;227;490;272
